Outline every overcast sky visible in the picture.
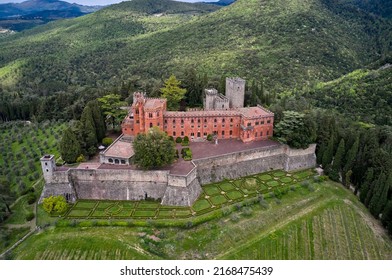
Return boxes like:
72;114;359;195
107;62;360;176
0;0;218;6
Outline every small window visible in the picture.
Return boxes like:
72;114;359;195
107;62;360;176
45;162;47;166
165;119;167;124
214;119;217;123
255;122;259;125
222;131;225;136
230;130;233;135
230;118;233;123
261;120;265;125
191;133;194;136
255;132;258;137
135;109;139;114
267;120;271;124
247;133;250;139
108;158;113;163
260;131;263;136
46;169;49;172
181;119;184;124
198;119;201;123
136;120;140;124
115;159;119;164
149;113;153;118
191;119;194;124
247;122;251;127
121;160;126;164
150;123;153;128
204;119;207;123
173;131;176;136
222;119;225;123
157;112;159;117
204;132;207;136
173;120;176;124
181;131;184;136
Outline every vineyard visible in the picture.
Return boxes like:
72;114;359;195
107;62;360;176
9;180;392;260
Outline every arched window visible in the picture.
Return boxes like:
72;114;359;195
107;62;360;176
149;113;153;118
108;158;113;163
115;159;120;164
214;119;217;123
150;123;153;128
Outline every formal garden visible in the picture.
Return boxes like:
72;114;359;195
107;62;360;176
63;169;314;221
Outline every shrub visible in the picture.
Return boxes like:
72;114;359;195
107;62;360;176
181;147;192;160
27;193;37;205
76;154;85;163
242;207;253;216
259;200;269;209
26;212;35;221
175;137;182;143
21;187;35;196
183;136;189;142
230;213;240;222
42;196;68;215
207;134;213;141
102;137;113;146
168;136;174;142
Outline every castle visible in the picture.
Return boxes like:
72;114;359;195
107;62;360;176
121;78;274;144
39;78;317;206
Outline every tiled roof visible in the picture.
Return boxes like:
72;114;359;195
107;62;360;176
103;139;134;159
164;110;240;118
144;98;166;110
236;106;274;118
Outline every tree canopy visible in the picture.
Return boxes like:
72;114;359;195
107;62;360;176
160;75;187;111
133;127;176;170
98;94;127;129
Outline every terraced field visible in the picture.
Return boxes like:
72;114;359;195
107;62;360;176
9;178;392;260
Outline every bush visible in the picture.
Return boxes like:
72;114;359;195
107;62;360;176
181;147;192;161
76;154;85;163
42;196;68;215
183;136;189;142
230;213;240;222
27;193;37;205
168;136;174;142
25;212;35;221
102;137;113;146
175;137;182;143
21;187;35;196
207;134;213;141
242;207;253;216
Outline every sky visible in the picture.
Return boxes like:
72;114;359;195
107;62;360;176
0;0;218;6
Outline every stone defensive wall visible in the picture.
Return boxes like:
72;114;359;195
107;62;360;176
42;144;316;206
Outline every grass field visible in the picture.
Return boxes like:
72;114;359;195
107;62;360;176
9;179;392;260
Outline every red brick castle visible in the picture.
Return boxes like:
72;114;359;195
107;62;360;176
122;78;274;142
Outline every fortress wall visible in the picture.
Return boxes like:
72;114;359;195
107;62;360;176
162;178;202;206
51;171;69;184
284;144;317;171
167;175;187;188
69;168;168;183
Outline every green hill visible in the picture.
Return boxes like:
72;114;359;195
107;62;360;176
301;65;392;126
0;0;391;121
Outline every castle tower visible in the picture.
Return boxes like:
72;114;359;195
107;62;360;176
40;154;56;183
226;77;245;108
204;88;218;110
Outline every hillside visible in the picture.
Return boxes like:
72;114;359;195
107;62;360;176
7;180;392;259
301;64;392;126
0;0;391;121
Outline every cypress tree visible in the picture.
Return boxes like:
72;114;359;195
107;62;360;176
381;200;392;235
343;136;359;181
330;139;345;182
322;136;334;173
80;105;98;156
59;127;81;163
369;172;388;218
359;168;374;204
87;100;106;142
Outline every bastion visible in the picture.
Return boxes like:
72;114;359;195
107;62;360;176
40;140;316;206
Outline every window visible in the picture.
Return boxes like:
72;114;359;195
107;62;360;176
150;123;153;128
181;119;184;124
121;160;126;164
222;131;225;136
261;120;265;125
222;118;225;123
157;112;159;117
255;132;258;137
230;130;233;135
45;162;47;166
135;109;139;114
204;119;207;123
267;120;271;124
136;120;139;124
191;133;194;137
157;123;160;126
46;169;49;172
260;132;263;136
173;120;176;124
149;113;153;118
214;119;217;123
165;119;167;124
247;133;250;139
247;122;251;127
115;159;119;164
108;158;113;163
191;119;194;124
204;132;207;136
255;122;259;125
198;119;201;123
230;118;233;123
181;131;184;136
173;131;176;136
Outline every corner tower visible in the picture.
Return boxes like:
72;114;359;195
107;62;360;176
40;154;56;183
226;77;245;108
